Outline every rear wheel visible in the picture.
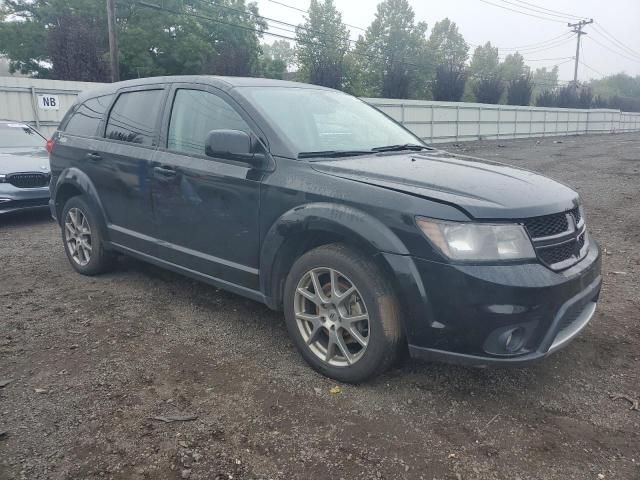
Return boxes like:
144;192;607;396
61;196;114;275
284;244;403;383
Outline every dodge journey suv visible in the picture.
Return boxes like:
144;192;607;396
49;76;602;382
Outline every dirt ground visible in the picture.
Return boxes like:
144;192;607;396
1;132;639;480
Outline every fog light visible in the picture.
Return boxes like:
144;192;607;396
504;327;526;353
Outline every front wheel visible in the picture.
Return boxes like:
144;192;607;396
283;244;403;383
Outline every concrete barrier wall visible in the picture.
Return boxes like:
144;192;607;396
1;77;639;141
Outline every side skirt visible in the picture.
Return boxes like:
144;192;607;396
109;241;268;305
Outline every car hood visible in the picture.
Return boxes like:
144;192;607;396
310;150;579;219
0;147;50;175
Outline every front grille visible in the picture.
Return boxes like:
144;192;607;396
522;206;580;238
521;206;586;271
7;173;49;189
538;233;585;266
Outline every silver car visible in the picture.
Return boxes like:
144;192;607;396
0;121;50;214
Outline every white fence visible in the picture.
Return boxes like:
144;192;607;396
0;77;107;137
0;76;639;141
364;98;640;143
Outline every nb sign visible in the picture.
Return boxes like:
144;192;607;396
37;94;60;110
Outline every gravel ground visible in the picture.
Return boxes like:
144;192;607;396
1;132;639;480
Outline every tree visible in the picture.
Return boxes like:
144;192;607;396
589;73;640;99
535;89;556;107
532;66;559;104
506;73;533;106
432;64;467;101
469;42;499;80
469;42;503;104
259;40;294;79
501;52;527;83
295;0;349;89
427;18;468;101
352;0;429;99
426;18;468;69
0;0;266;80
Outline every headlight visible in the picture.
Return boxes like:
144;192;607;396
416;217;536;261
0;174;6;183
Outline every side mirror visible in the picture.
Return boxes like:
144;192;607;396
205;129;264;166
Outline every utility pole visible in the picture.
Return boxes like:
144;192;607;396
568;18;593;88
106;0;120;82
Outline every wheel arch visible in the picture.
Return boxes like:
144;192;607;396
260;203;409;311
53;168;108;234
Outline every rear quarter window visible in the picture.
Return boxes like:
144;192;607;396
64;94;113;137
105;90;163;146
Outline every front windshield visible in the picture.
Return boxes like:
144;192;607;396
241;87;423;156
0;123;45;148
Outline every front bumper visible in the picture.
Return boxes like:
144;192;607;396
0;184;50;214
382;239;602;366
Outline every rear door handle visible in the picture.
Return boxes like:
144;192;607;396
86;152;102;161
153;165;177;177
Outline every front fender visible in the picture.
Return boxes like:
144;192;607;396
259;202;409;304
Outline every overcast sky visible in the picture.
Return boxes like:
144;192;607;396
255;0;640;81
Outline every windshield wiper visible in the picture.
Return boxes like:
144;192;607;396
298;150;373;159
371;143;431;153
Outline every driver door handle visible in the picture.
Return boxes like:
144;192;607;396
86;152;102;161
153;165;177;177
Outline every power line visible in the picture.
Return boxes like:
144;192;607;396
488;32;574;51
498;34;576;54
267;0;367;32
508;0;586;21
579;61;605;79
585;35;640;63
476;0;568;23
591;23;640;60
492;0;579;21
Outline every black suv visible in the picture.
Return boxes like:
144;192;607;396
49;76;602;382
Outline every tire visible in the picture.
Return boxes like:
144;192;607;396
61;195;114;275
283;243;403;383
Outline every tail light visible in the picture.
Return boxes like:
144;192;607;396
46;138;54;154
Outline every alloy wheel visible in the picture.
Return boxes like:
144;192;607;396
64;207;92;266
294;267;370;367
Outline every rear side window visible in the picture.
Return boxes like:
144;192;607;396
105;90;163;146
168;89;250;156
64;94;113;137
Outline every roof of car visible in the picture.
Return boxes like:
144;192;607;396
76;75;333;102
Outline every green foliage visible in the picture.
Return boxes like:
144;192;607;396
531;66;559;104
469;42;502;104
0;0;266;80
535;89;556;107
470;42;499;80
258;40;294;80
506;73;533;106
473;77;504;104
426;18;468;68
427;18;468;101
500;52;527;83
535;84;593;109
589;73;640;99
295;0;349;89
352;0;429;99
432;64;467;101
